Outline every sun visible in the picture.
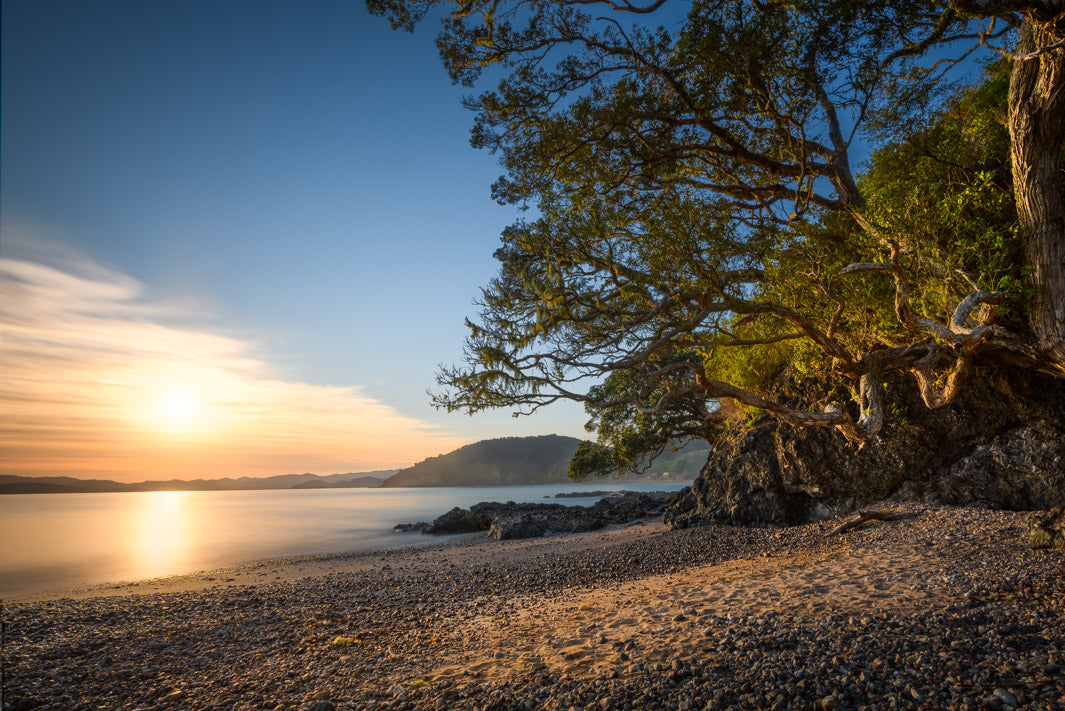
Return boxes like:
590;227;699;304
154;384;202;433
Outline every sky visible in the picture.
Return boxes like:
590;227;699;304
0;0;590;481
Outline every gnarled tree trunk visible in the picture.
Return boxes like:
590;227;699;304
1007;15;1065;365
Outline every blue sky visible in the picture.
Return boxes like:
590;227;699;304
1;0;589;478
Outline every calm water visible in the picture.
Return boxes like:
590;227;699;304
0;482;688;597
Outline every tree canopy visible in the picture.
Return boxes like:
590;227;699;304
369;0;1065;469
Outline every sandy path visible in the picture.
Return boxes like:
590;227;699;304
424;511;1016;685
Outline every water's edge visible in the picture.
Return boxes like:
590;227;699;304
1;482;690;597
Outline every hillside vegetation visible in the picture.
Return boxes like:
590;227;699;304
380;435;706;487
380;435;581;487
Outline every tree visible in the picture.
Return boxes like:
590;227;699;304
369;0;1065;459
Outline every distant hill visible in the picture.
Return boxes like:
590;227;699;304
378;435;709;487
1;436;711;494
0;471;395;495
380;435;582;487
290;475;391;489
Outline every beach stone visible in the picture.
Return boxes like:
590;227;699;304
4;699;41;711
1028;507;1065;549
306;703;335;711
994;688;1018;707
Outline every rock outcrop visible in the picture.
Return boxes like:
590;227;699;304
665;367;1065;528
396;490;675;540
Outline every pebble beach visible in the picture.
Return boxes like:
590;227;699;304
4;503;1064;710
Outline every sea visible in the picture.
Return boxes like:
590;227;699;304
0;482;689;598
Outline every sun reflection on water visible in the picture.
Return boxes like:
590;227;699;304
130;490;194;580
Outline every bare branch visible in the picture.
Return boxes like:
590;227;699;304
910;346;976;409
951;291;1005;333
840;244;1004;348
1013;35;1065;60
812;81;865;211
563;0;670;14
825;509;917;536
880;9;960;68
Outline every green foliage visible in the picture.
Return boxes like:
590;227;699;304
369;0;1037;462
859;59;1030;318
568;436;709;480
567;440;615;479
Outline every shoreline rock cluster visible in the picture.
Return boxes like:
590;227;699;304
395;490;676;540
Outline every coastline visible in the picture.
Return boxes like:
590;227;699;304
5;521;670;604
0;482;693;599
5;504;1064;710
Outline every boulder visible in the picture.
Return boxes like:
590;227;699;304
424;506;483;534
489;514;548;540
1029;507;1065;549
665;367;1065;528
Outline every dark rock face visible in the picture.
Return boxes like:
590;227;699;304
489;514;551;540
408;491;675;539
665;368;1065;528
1029;507;1065;549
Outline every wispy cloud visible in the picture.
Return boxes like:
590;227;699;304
0;226;465;481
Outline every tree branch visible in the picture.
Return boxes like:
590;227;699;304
563;0;670;13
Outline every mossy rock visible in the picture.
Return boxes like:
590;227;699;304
1029;507;1065;550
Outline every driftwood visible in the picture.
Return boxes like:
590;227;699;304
826;509;917;537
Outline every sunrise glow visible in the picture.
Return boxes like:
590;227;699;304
0;240;467;482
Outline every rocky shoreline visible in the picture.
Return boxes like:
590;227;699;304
5;504;1064;710
394;490;675;539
